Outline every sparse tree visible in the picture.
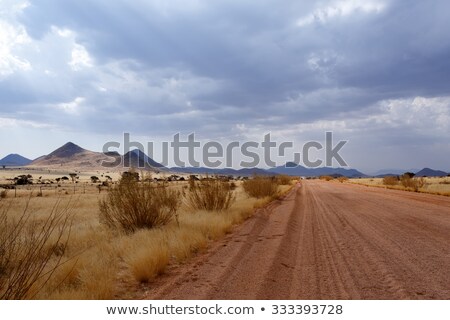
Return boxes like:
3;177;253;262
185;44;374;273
90;176;100;183
121;171;139;182
69;173;78;183
403;172;415;178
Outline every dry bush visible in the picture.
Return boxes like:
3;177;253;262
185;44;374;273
186;179;235;211
99;178;181;233
243;176;278;198
320;175;333;181
400;175;425;191
276;175;293;185
0;198;73;299
0;189;7;199
337;177;349;183
383;176;399;186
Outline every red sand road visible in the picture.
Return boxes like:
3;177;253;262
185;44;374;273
142;181;450;299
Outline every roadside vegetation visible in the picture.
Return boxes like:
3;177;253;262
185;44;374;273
0;172;296;299
350;176;450;196
0;198;73;299
186;179;235;211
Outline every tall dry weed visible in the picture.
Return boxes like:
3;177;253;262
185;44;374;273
0;198;73;299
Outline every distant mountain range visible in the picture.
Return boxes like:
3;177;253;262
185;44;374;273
170;166;271;176
267;162;366;178
0;154;32;166
1;142;449;177
27;142;165;170
371;168;421;176
415;168;448;177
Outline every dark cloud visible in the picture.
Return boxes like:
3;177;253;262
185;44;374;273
1;0;449;170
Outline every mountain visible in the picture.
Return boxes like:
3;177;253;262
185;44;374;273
372;169;408;176
123;149;165;169
169;164;365;177
29;143;165;170
47;142;85;158
370;168;421;176
268;163;366;177
415;168;448;177
30;142;115;168
0;154;32;166
169;166;271;176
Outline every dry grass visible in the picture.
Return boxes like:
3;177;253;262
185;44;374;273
243;176;278;198
0;198;73;299
121;230;170;283
350;177;450;196
0;170;296;299
276;175;295;185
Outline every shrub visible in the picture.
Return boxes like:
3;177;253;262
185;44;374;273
14;175;33;185
400;175;425;191
319;175;333;181
276;175;293;185
382;176;398;186
243;176;278;198
186;179;235;211
403;172;416;178
90;176;99;183
0;199;73;299
0;189;7;199
99;178;181;233
337;176;349;183
121;171;139;182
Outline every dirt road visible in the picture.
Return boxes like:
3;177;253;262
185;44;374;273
143;181;450;299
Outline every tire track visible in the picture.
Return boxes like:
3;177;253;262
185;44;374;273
142;180;450;299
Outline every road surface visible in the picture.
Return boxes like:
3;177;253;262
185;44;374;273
143;181;450;299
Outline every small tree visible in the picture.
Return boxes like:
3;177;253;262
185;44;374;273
403;172;415;178
14;175;33;185
90;176;99;183
69;173;78;183
121;171;139;182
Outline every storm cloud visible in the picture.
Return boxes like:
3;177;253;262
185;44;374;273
1;0;449;172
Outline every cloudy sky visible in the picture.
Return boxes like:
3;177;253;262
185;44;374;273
0;0;449;173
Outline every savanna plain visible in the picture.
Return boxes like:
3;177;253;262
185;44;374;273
1;169;449;300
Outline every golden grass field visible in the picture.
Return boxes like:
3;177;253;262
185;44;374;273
0;168;294;299
349;177;450;196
